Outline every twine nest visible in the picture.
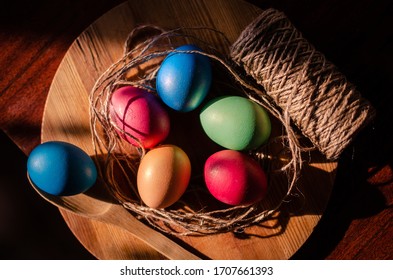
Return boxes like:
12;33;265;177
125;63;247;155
89;9;375;236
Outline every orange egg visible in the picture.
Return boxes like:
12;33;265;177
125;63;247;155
137;145;191;208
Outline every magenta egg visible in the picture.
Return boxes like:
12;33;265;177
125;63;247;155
204;150;268;206
110;86;170;149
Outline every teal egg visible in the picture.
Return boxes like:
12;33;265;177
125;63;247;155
200;96;271;150
156;44;212;112
27;141;97;196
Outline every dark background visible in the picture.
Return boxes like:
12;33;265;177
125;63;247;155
1;0;392;259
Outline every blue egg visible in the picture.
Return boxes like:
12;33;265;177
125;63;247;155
27;141;97;196
156;44;212;112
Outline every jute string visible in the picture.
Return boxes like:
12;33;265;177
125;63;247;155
230;9;376;160
89;9;375;236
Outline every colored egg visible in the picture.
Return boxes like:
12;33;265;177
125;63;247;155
204;150;268;206
27;141;97;196
110;86;170;149
200;96;271;150
137;145;191;208
156;44;212;112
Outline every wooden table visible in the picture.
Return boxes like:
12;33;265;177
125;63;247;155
1;0;392;259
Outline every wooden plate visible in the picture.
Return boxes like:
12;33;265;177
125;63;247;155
42;0;336;259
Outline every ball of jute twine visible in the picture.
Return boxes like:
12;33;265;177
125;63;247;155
89;9;375;236
231;9;376;161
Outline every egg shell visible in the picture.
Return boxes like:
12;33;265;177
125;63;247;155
204;150;267;206
110;86;170;149
156;44;212;112
200;95;271;150
137;145;191;208
27;141;97;196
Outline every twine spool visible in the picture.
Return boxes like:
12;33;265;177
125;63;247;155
230;9;376;160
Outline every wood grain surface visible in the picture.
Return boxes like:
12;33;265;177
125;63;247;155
1;0;392;260
39;0;337;259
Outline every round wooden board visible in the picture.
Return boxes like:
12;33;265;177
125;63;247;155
41;0;337;259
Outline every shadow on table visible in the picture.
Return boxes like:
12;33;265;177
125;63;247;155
0;131;95;260
292;121;390;259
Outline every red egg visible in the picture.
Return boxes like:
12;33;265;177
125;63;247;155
204;150;268;206
110;86;170;149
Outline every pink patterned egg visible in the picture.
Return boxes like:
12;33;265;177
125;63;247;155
110;86;170;149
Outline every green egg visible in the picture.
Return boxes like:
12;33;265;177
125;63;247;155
200;96;271;150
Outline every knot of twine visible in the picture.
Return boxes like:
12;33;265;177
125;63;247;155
230;9;376;160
